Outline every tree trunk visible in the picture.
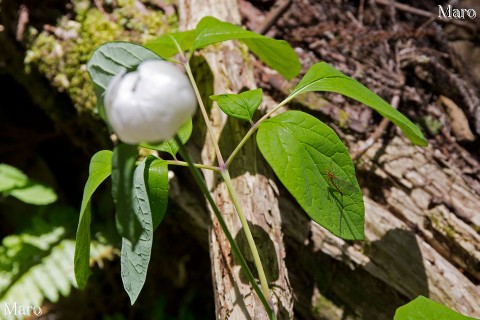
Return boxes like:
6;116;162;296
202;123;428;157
172;1;480;319
177;1;293;318
2;0;479;318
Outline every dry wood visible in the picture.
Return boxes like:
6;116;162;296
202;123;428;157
177;1;293;318
172;1;480;318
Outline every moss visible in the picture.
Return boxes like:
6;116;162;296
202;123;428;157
24;0;177;115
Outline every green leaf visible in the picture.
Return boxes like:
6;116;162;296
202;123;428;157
121;157;154;304
210;88;262;123
0;164;28;191
9;183;57;205
1;225;113;311
74;150;112;289
0;164;57;205
86;42;163;121
141;119;192;158
112;143;142;245
287;62;428;146
394;296;477;320
145;30;196;58
257;110;364;240
144;156;169;230
193;16;300;79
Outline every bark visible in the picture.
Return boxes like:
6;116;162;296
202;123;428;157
2;0;479;319
177;1;293;319
172;1;480;319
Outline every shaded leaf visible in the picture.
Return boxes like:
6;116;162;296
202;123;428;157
257;110;364;240
193;16;300;79
287;62;427;146
394;296;477;320
112;144;142;245
74;150;112;288
121;157;154;304
210;88;262;123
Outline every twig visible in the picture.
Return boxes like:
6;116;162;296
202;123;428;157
16;5;29;41
372;0;477;32
255;0;292;35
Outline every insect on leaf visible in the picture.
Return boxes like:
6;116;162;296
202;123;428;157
257;110;364;240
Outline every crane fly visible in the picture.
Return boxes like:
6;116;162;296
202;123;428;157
323;162;364;239
324;164;357;196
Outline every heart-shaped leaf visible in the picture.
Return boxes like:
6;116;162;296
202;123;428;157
257;110;364;240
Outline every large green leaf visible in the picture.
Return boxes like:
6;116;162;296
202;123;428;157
121;157;154;304
144;156;169;230
145;30;196;58
193;16;300;79
210;88;262;123
0;164;57;205
74;150;112;289
141;119;192;158
86;42;163;120
287;62;428;146
394;296;477;320
257;111;364;240
112;144;142;245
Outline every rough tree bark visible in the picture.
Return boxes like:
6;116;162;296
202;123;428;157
2;0;478;319
170;1;480;319
177;0;293;319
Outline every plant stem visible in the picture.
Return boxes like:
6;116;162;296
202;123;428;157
174;136;276;319
169;34;224;167
183;61;225;167
166;160;220;172
225;97;290;168
221;170;273;304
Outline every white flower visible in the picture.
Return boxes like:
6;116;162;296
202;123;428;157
104;60;197;144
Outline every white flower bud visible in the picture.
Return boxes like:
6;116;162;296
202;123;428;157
104;60;197;144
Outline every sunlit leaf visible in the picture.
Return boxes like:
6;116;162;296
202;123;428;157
210;88;262;123
193;16;300;79
287;62;428;146
257;110;364;240
394;296;477;320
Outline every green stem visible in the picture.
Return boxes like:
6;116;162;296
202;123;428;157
174;136;276;319
221;170;273;304
183;61;225;167
168;34;224;166
166;160;220;172
225;97;290;168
